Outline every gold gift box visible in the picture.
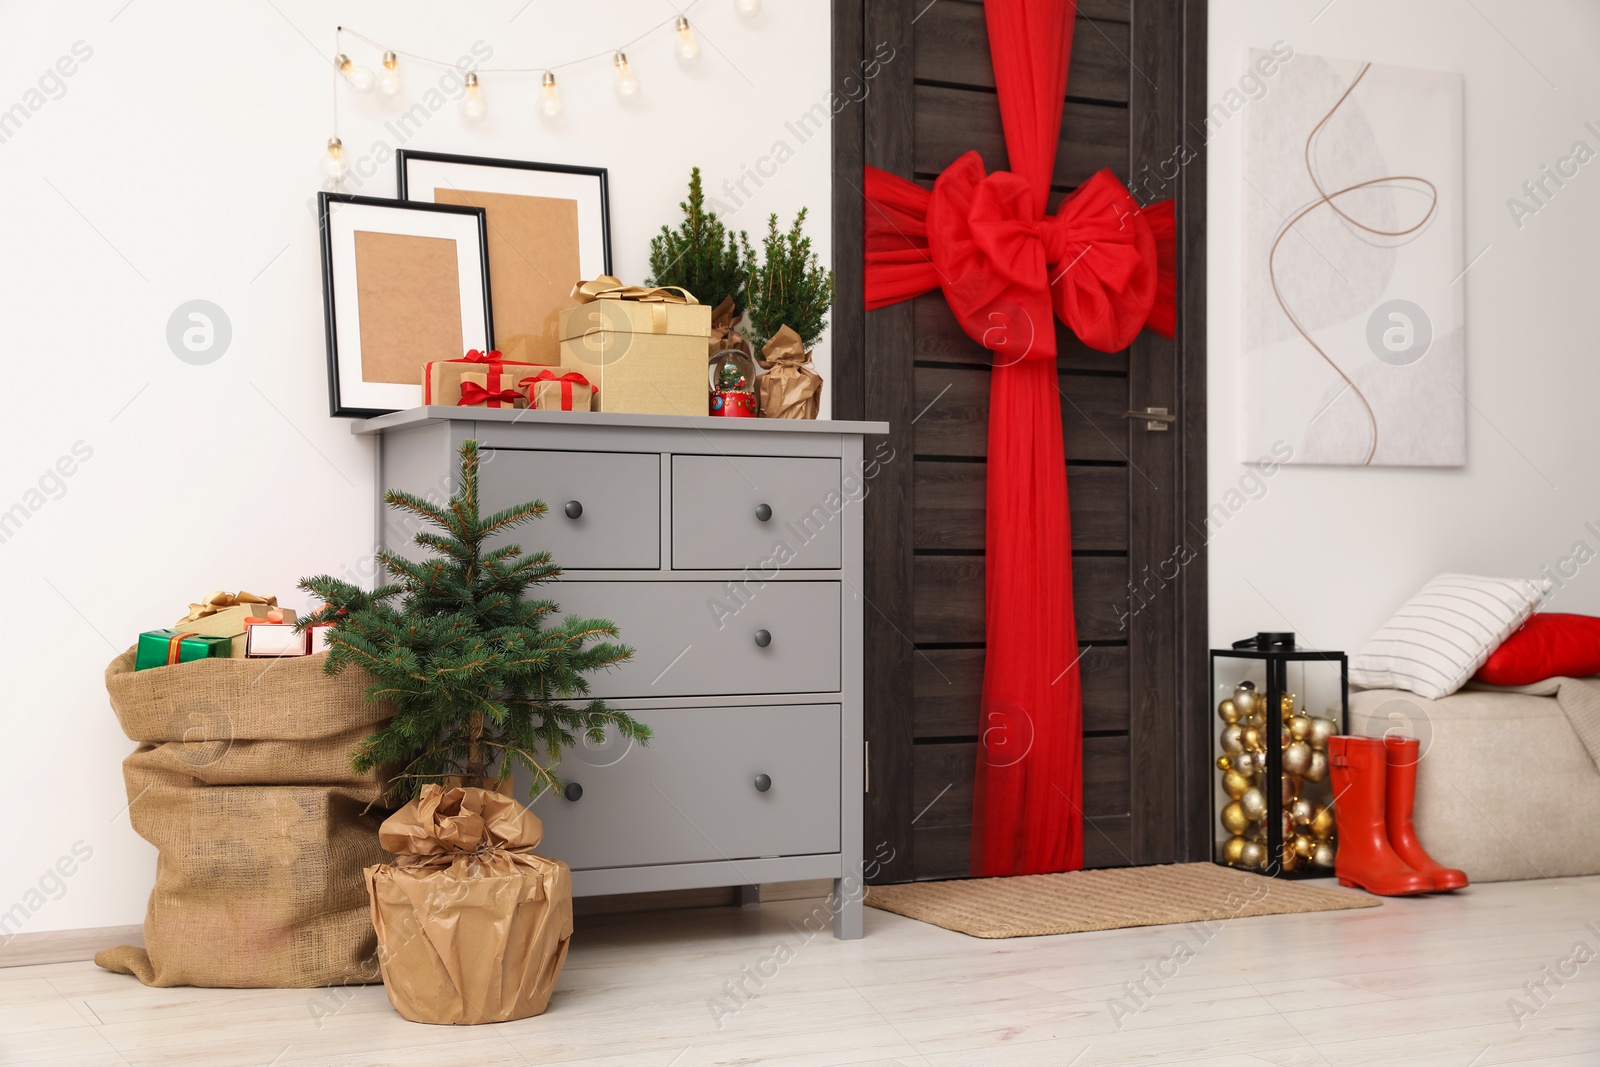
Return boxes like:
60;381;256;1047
558;298;711;416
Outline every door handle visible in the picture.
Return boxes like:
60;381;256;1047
1122;407;1175;432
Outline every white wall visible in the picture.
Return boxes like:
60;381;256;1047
0;1;832;933
1207;0;1600;653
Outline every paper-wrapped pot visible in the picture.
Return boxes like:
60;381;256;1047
365;784;573;1025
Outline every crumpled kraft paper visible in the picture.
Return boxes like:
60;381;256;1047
758;325;823;420
365;784;573;1025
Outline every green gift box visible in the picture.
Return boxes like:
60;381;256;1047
134;629;233;671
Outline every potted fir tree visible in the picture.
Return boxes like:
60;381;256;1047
647;166;756;357
746;208;834;419
299;439;649;1024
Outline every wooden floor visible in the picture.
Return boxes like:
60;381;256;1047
4;875;1599;1065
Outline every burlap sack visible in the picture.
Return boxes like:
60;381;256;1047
95;648;394;988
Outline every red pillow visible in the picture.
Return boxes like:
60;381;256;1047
1475;613;1600;686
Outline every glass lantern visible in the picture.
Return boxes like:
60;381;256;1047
1210;633;1347;878
708;348;758;417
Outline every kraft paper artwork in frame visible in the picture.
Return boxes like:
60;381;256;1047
317;192;494;418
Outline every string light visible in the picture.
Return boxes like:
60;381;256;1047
321;137;348;184
461;72;486;120
613;51;639;98
335;53;374;91
378;50;402;96
540;71;562;118
674;17;701;62
736;0;761;15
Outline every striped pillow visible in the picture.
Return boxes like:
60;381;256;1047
1351;573;1552;699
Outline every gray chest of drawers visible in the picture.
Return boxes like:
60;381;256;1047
354;407;888;939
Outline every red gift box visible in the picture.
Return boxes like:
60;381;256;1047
519;370;597;412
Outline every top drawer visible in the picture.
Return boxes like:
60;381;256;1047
672;455;842;570
480;449;660;570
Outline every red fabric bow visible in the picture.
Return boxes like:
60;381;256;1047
865;157;1173;359
460;349;504;364
520;370;595;411
457;381;522;407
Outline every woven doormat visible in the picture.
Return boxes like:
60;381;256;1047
864;862;1380;938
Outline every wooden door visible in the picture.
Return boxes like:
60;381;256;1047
831;0;1210;881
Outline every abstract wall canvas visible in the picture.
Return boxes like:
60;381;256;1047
1243;51;1465;466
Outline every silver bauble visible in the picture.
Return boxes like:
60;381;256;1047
1283;741;1313;777
1306;749;1329;783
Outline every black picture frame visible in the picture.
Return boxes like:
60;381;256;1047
317;191;495;419
395;150;612;277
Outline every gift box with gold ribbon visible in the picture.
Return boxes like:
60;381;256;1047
173;591;297;658
558;277;711;415
424;349;546;409
520;369;596;412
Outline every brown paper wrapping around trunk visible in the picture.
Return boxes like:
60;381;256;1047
365;785;573;1025
94;649;392;988
758;325;823;420
708;296;751;358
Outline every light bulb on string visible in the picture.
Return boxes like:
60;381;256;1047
461;71;486;120
321;137;349;185
736;0;761;16
613;52;639;98
378;51;402;96
674;17;701;62
540;71;563;118
335;53;374;92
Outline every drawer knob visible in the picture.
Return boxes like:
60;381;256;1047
754;773;772;792
563;782;583;801
754;503;773;522
563;500;584;519
753;629;772;648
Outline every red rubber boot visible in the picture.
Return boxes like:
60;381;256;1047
1383;736;1468;891
1328;736;1431;896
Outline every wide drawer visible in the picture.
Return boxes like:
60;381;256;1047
480;448;660;570
554;580;840;697
525;704;841;871
672;455;843;570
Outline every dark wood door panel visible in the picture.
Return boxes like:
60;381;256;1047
913;461;1128;552
913;4;1130;104
913;555;1126;644
914;643;1131;738
914;87;1129;189
913;294;1131;373
912;365;1127;462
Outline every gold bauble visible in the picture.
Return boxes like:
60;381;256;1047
1289;796;1314;824
1310;804;1335;839
1281;693;1297;717
1241;726;1262;752
1281;841;1300;870
1216;755;1232;772
1221;725;1244;755
1233;685;1256;716
1293;833;1315;859
1234;751;1258;776
1240;787;1268;821
1288;715;1312;742
1221;801;1251;835
1218;698;1240;724
1312;841;1336;867
1306;749;1329;783
1223;770;1252;799
1309;717;1337;749
1246;710;1267;729
1282;775;1301;804
1283;741;1313;777
1240;840;1266;868
1221;835;1248;865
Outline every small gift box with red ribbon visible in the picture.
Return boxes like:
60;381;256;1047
424;349;543;409
520;370;596;412
134;629;232;671
244;609;310;658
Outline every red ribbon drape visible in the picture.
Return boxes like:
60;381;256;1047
863;0;1175;876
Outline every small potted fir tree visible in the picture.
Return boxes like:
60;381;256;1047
299;439;649;1024
647;166;756;357
745;208;834;419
